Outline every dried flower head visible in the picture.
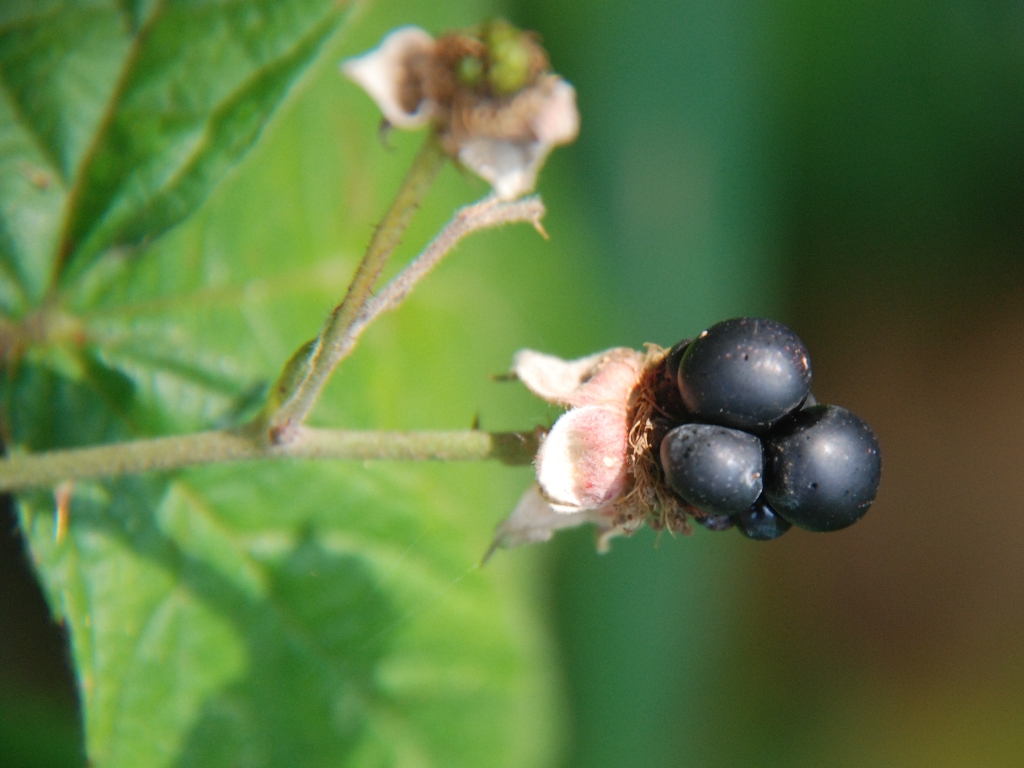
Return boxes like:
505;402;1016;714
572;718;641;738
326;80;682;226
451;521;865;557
489;345;692;556
342;21;580;200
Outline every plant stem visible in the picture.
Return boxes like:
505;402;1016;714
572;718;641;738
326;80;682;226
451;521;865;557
0;427;540;492
269;136;446;439
356;195;545;330
267;185;546;443
0;152;552;494
301;195;546;399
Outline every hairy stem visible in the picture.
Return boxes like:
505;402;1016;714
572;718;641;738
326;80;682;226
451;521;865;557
356;195;545;330
1;153;552;493
0;427;540;491
269;136;446;438
268;183;546;442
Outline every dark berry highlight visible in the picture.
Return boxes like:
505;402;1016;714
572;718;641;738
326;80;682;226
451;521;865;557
677;317;812;433
652;318;881;540
660;423;764;516
735;498;791;541
763;405;882;532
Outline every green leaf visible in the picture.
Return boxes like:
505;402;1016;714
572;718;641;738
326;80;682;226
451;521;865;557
3;1;576;765
0;0;348;303
19;459;554;767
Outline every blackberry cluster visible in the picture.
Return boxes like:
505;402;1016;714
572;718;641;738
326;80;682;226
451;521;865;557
654;318;881;540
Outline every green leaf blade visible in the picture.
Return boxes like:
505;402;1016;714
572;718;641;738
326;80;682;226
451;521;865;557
7;2;569;764
0;2;138;303
0;3;130;182
0;0;348;296
21;458;557;768
58;0;348;285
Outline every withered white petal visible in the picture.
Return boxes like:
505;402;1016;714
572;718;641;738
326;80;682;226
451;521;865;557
490;484;599;552
457;139;545;200
341;26;437;129
530;77;580;145
487;484;643;557
491;345;664;555
457;77;580;200
536;404;629;512
511;349;607;405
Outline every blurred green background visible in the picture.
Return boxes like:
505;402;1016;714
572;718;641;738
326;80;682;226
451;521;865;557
3;0;1024;766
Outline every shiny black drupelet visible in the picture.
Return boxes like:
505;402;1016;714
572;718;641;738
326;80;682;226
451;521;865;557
735;497;792;540
677;317;812;433
654;317;881;540
659;423;764;517
763;405;882;532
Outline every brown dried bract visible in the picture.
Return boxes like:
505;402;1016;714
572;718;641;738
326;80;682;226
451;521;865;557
397;49;432;115
445;75;563;150
343;24;578;200
417;31;553;146
613;345;693;537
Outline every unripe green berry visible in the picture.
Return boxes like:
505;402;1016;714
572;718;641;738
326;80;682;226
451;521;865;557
485;21;533;95
457;54;483;86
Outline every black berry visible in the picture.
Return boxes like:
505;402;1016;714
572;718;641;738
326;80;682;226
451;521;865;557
660;423;764;516
695;512;735;532
735;497;791;540
763;404;882;532
651;339;691;421
664;338;691;374
677;317;812;432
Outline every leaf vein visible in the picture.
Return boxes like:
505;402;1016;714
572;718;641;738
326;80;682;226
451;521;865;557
51;0;169;288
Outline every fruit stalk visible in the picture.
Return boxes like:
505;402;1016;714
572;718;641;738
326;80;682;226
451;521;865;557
268;136;447;439
0;427;540;492
357;194;546;324
266;138;546;443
